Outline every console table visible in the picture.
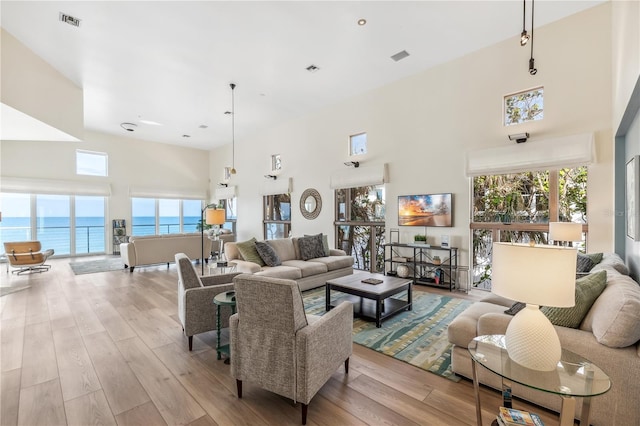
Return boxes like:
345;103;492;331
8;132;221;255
468;335;611;426
383;243;458;291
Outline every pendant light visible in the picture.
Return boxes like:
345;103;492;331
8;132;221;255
229;83;237;174
520;0;529;46
528;0;537;75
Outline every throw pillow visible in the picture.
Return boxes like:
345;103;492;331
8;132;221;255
305;233;330;256
584;252;603;266
298;234;326;260
541;270;607;329
504;302;526;316
576;253;595;273
236;238;266;267
255;241;281;267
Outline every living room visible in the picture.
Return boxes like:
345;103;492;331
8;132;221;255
1;1;639;425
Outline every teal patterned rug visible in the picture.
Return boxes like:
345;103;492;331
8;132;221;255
302;287;472;381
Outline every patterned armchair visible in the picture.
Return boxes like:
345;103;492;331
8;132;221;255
175;253;240;351
230;274;353;425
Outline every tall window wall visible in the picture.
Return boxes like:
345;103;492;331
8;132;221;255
471;166;588;289
335;185;385;273
0;193;106;256
131;197;203;236
263;194;291;239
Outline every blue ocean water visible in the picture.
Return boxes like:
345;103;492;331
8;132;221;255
0;216;200;255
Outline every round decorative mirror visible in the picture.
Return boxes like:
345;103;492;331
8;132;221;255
300;188;322;220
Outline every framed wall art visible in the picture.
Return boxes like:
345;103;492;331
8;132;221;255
627;155;640;240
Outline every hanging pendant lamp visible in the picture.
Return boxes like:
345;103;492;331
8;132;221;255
519;0;529;46
528;0;537;75
229;83;237;174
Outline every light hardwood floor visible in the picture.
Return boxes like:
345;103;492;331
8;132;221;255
0;257;561;426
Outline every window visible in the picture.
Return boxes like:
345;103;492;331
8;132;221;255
76;150;108;176
263;194;291;239
504;87;543;126
471;166;588;290
0;192;106;256
335;185;385;272
271;154;282;171
131;197;206;236
221;198;237;234
349;133;367;156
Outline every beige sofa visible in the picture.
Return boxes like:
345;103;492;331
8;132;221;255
225;237;354;291
120;233;234;272
447;253;640;425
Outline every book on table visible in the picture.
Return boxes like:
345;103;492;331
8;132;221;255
498;407;545;426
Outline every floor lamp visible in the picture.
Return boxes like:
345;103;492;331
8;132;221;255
549;222;582;247
201;205;226;275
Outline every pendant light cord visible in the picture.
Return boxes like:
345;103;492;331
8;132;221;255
530;0;535;59
522;0;526;33
230;83;236;172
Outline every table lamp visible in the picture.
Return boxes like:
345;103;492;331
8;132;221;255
491;242;577;371
201;205;226;275
549;222;582;246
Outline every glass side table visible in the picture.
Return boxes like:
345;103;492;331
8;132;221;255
468;335;611;426
213;291;237;363
207;260;237;276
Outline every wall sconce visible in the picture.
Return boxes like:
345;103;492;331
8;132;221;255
508;133;530;143
217;183;228;187
264;174;277;180
344;161;360;168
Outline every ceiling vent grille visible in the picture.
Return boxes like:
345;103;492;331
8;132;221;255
390;50;410;62
59;12;81;27
305;64;320;73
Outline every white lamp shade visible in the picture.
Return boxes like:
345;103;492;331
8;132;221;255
491;242;577;307
549;222;582;242
206;208;225;226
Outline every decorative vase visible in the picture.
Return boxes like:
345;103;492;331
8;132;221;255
396;264;410;278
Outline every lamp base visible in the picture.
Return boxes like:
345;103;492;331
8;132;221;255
505;304;561;371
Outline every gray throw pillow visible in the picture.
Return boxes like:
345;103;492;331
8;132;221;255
576;253;595;273
305;233;330;256
584;252;603;265
255;241;281;267
298;234;326;260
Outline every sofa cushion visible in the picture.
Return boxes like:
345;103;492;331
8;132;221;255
254;265;303;280
576;253;595;273
584;252;604;265
281;260;328;277
447;301;512;348
255;241;281;267
582;271;640;347
266;238;296;262
591;252;630;276
298;234;326;260
540;270;607;328
236;238;266;267
308;255;354;271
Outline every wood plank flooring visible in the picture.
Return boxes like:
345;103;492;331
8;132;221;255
0;257;563;426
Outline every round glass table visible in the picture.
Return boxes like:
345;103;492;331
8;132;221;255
468;335;611;426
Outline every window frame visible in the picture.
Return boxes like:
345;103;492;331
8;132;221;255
76;149;108;177
263;193;291;239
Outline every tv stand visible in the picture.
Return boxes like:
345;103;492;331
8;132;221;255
383;243;458;291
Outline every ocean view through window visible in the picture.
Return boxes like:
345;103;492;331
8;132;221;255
131;197;202;236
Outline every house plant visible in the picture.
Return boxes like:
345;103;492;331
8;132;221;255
414;234;427;244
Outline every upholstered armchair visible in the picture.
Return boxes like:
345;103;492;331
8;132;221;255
230;274;353;425
175;253;241;351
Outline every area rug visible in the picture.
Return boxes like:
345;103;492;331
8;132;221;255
69;257;126;275
0;284;31;297
302;288;472;381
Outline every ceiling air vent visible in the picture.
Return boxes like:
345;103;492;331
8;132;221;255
305;64;320;73
390;50;410;62
59;12;81;27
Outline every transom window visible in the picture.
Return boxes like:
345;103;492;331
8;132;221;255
504;87;544;126
349;133;367;156
76;150;108;176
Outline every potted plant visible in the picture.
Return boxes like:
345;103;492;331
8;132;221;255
414;234;426;244
432;255;441;265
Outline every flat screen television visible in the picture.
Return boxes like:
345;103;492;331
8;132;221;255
398;193;453;227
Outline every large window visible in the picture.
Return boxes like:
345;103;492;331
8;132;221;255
263;194;291;239
471;166;588;289
0;192;106;256
335;185;385;272
131;197;205;236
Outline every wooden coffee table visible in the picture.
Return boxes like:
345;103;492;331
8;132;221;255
326;272;412;327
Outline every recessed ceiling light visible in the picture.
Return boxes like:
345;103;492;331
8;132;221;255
120;122;137;132
224;111;232;115
357;18;367;26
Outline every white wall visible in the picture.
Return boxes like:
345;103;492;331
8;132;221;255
612;0;640;131
1;131;210;250
211;3;614;267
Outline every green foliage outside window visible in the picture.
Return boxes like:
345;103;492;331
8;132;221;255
504;88;544;126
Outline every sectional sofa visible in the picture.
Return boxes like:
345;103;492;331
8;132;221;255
224;236;354;291
447;253;640;425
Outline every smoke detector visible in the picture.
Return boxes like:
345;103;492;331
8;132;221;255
120;122;137;132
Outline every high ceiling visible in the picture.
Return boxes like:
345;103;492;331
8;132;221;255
1;1;604;150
